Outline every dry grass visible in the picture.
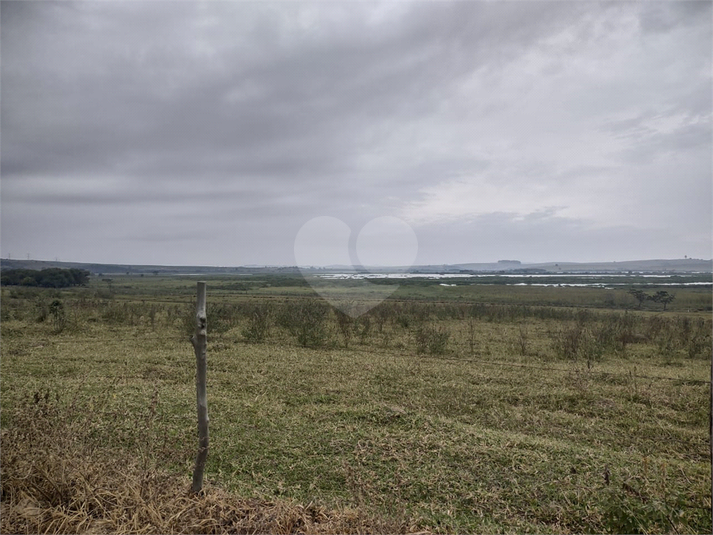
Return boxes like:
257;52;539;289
0;393;418;535
2;280;710;533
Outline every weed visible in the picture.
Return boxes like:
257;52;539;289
549;321;604;364
34;297;49;323
48;299;66;333
414;324;450;355
242;303;272;343
334;309;355;348
550;322;584;360
277;299;329;348
210;303;240;334
516;323;529;356
467;318;477;354
357;314;372;344
1;275;710;534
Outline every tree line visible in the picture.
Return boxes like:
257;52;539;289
1;268;90;288
628;288;676;311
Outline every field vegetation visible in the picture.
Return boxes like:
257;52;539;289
1;274;711;533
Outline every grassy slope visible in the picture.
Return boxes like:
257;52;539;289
1;278;711;533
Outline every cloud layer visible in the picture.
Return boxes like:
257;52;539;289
2;1;711;265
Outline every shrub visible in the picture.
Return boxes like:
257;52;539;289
467;318;477;354
357;314;372;344
49;299;66;333
102;301;130;325
550;322;603;363
277;299;329;348
178;303;203;336
414;324;450;355
516;324;529;356
551;322;583;360
686;318;712;359
397;314;415;329
34;297;49;323
242;303;273;343
209;303;239;334
334;309;355;348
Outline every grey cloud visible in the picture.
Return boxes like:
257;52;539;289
1;1;710;265
615;120;712;165
412;213;700;265
1;0;591;182
638;0;711;34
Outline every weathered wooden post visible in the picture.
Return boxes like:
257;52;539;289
190;281;209;494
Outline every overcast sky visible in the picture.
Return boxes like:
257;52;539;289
2;0;711;267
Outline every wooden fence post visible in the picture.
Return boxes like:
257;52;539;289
191;281;209;494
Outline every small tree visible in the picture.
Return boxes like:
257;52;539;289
628;288;648;309
277;299;328;348
242;303;272;343
650;290;675;311
48;299;66;333
414;324;450;355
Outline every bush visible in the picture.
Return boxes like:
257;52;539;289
357;314;372;344
277;299;329;348
180;304;196;336
550;322;602;363
515;324;528;356
242;303;273;343
102;301;130;325
209;303;240;334
686;318;712;359
48;299;66;333
334;309;355;348
414;324;450;355
34;297;49;323
551;322;583;360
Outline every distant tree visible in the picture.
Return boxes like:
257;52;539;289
628;288;648;309
40;268;71;288
1;269;37;286
68;268;90;286
649;290;675;311
1;268;89;288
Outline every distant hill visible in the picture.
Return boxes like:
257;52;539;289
532;259;713;273
449;258;713;273
1;257;710;275
0;259;291;276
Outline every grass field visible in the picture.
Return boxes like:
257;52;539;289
1;275;711;533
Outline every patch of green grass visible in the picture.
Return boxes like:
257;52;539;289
2;280;710;533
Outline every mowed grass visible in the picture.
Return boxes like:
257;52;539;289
1;280;711;533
